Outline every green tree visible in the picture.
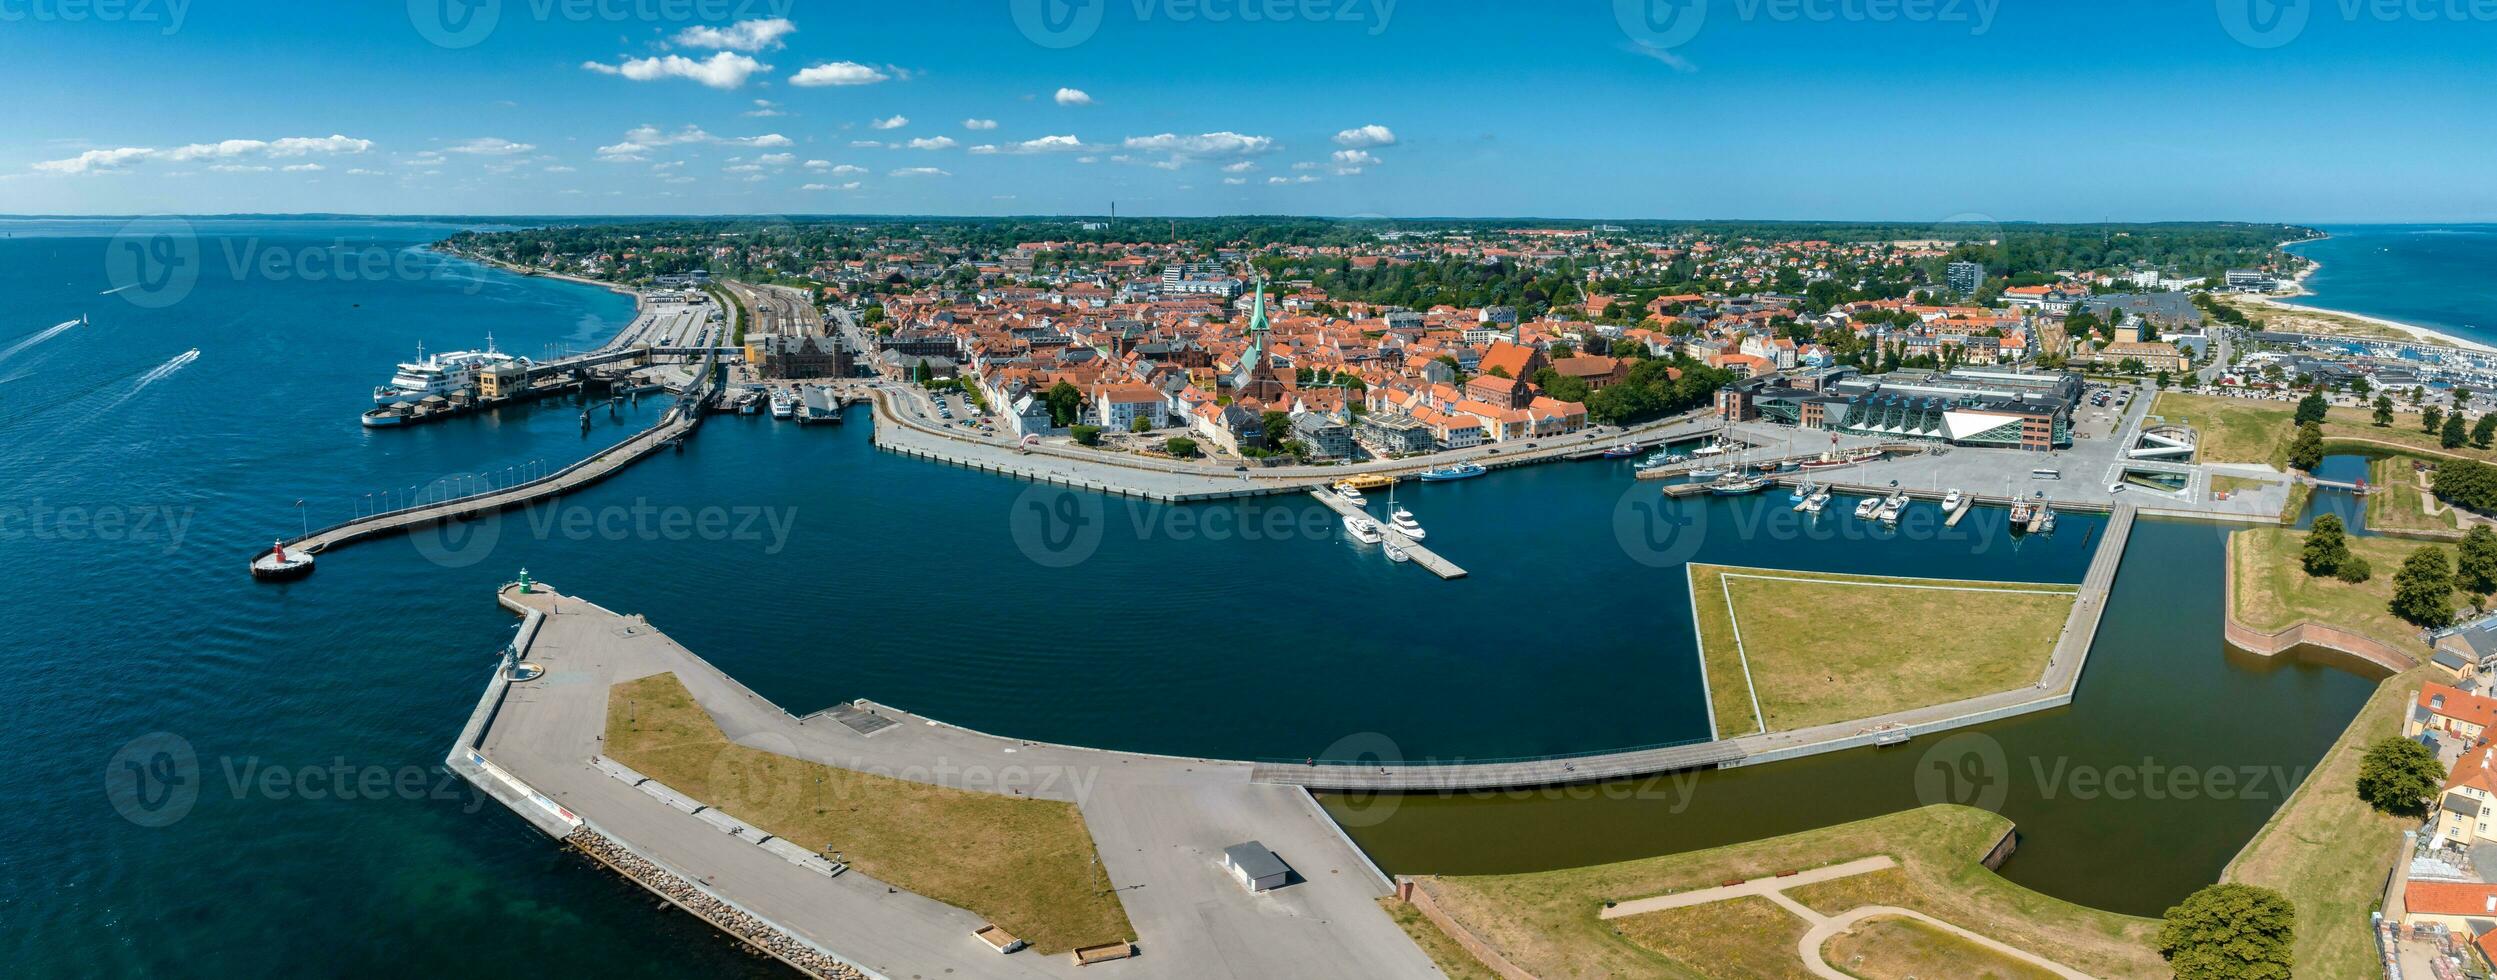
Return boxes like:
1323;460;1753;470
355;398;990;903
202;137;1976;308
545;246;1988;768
2424;406;2445;435
1163;436;1199;457
1129;414;1152;434
1044;381;1083;428
2476;413;2497;449
2391;545;2458;628
2446;410;2471;449
2373;395;2395;427
2336;555;2373;584
2158;883;2294;980
2356;736;2445;817
2286;421;2324;472
2301;514;2351;577
2459;525;2497;596
1259;410;1293;451
1070;424;1102;446
2294;391;2328;425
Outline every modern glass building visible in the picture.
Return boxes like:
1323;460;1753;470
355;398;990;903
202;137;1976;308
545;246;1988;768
1741;368;2080;451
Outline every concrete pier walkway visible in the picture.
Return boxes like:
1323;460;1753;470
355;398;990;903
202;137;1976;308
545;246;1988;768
452;583;1436;980
1305;489;1467;579
262;353;721;569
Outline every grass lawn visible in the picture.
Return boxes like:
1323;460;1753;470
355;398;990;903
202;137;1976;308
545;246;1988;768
1821;915;2061;980
2365;457;2460;536
1690;565;2078;734
2221;666;2425;980
2152;391;2497;469
2210;474;2272;497
2152;391;2292;466
2229;526;2453;659
1409;805;2162;979
1377;898;1502;980
1613;895;1814;980
603;673;1133;954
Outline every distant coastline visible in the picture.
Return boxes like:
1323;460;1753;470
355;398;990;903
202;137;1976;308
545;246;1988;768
2252;233;2497;354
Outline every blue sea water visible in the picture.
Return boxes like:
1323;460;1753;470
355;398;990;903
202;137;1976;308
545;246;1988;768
0;217;2391;971
2285;224;2497;346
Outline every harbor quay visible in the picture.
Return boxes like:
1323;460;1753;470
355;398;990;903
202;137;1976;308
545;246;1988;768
452;582;1438;979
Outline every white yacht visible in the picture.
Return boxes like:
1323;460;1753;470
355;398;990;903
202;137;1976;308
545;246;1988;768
769;387;796;419
1853;496;1883;519
1388;506;1425;539
1385;544;1412;563
373;336;529;405
1342;515;1384;544
1942;488;1965;511
1878;492;1908;523
1334;482;1366;503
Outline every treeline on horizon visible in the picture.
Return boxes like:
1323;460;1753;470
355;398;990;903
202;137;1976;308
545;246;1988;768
440;216;2307;318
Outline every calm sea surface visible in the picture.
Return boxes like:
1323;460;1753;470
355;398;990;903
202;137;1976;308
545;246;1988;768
0;218;2392;973
2286;224;2497;345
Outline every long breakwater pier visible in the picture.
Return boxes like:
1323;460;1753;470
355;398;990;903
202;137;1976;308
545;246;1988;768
250;352;723;579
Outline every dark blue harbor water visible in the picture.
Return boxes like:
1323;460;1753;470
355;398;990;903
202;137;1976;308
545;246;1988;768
0;218;2382;971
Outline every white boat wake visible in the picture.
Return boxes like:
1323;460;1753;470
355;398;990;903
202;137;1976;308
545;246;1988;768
101;348;199;411
99;283;139;296
0;318;79;367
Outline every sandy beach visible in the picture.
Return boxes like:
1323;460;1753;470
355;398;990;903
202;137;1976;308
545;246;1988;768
2246;235;2497;354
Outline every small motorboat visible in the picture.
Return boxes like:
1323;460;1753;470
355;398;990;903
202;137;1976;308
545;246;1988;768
1854;497;1882;519
1689;466;1725;480
1343;515;1384;544
1942;488;1965;511
1419;462;1486;482
1385;545;1412;563
1333;482;1366;503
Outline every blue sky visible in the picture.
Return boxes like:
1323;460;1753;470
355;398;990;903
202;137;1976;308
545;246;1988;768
2;0;2493;221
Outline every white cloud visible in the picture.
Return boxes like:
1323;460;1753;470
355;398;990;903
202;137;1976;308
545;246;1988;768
282;163;325;172
889;167;949;177
1329;149;1378;174
346;168;388;176
38;134;374;174
871;115;908;130
447;137;534;156
1333;124;1398;148
849;140;886;148
803;159;831;170
1121;131;1276;165
963;118;998;130
835;181;860;190
596;142;649;162
790;61;890;87
725;163;764;173
1054;87;1093;106
1222;177;1247;185
672;18;796;52
801;183;832;191
731;133;792;148
829;164;866;174
583;52;769;90
1221;161;1258;173
210;164;273;173
904;136;956;150
745;99;785;118
32;146;155;174
755;153;794;167
544;165;577;173
1623;42;1697;73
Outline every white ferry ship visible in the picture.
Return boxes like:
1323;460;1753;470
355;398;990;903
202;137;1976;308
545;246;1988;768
373;336;529;405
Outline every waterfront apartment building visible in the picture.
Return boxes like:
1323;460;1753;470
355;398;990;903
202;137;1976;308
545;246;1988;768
1946;261;1984;296
1743;367;2082;451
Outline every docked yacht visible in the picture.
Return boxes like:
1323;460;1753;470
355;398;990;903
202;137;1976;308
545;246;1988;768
1853;496;1883;519
769;387;796;419
1333;482;1367;503
1384;544;1412;563
1343;515;1384;544
1878;493;1908;523
1942;488;1965;511
1418;462;1485;482
373;336;528;405
1387;507;1425;539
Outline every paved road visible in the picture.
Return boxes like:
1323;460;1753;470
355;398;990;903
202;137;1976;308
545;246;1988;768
475;584;1438;980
